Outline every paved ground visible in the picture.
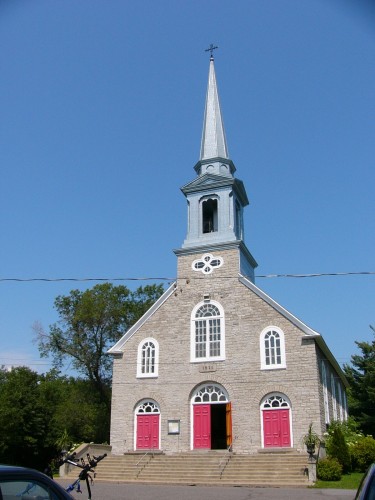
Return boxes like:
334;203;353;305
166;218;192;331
57;480;355;500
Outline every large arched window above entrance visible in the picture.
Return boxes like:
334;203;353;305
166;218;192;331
137;338;159;378
260;326;286;370
190;301;225;362
192;383;229;404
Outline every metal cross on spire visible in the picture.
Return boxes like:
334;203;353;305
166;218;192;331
205;44;218;59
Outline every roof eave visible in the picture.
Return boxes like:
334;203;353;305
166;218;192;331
239;274;348;386
107;282;177;354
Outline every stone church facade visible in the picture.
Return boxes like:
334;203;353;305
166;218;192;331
109;55;348;455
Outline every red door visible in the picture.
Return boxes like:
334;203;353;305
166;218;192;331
263;409;291;447
193;404;211;449
136;414;159;449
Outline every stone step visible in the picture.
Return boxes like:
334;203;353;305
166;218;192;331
65;452;309;486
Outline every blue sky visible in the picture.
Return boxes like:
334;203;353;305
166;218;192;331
0;0;374;373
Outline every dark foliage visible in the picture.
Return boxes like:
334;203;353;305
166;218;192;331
344;326;375;437
328;424;351;473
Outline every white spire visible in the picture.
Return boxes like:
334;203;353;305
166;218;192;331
200;56;229;161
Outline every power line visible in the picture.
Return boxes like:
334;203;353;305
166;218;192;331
0;271;374;283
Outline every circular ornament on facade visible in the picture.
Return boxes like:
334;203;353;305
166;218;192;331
192;253;224;274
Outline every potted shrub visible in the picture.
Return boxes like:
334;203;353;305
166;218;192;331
303;423;320;458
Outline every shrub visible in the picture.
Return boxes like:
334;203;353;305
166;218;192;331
317;457;343;481
350;436;375;472
327;424;351;473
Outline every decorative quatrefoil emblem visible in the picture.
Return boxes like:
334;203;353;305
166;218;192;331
192;253;224;275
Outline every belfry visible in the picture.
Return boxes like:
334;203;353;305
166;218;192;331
176;53;257;282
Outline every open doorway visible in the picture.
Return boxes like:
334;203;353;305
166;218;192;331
211;403;227;449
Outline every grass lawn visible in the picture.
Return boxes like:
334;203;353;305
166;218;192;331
314;471;364;489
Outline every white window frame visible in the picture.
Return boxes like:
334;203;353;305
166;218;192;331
343;389;348;421
322;361;330;425
137;338;159;378
260;326;286;370
337;382;344;422
190;300;225;362
331;373;337;421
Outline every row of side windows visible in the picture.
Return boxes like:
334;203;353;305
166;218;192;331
321;360;347;424
136;301;287;378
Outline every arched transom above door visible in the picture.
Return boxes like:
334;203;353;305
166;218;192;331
193;383;229;404
261;394;290;409
136;400;160;414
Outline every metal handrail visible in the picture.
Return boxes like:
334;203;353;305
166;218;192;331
218;435;238;478
135;446;155;478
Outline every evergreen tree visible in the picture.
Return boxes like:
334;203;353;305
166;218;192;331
344;325;375;437
326;422;351;473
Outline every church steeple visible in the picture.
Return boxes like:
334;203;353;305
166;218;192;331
200;55;229;162
194;54;236;178
174;52;257;282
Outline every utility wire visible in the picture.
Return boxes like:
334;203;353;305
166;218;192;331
0;271;374;283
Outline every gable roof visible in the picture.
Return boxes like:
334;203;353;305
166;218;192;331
181;173;249;206
107;274;347;387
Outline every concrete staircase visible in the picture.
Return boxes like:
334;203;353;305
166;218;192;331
77;450;309;487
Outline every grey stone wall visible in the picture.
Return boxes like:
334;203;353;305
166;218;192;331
110;248;341;455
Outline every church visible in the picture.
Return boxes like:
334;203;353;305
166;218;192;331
108;54;348;455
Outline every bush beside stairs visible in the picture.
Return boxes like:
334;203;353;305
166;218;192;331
67;450;310;487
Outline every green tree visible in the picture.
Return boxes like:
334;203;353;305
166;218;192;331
0;366;113;468
0;367;50;468
49;376;110;444
344;325;375;437
36;283;164;407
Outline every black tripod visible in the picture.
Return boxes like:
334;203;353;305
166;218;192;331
62;452;107;499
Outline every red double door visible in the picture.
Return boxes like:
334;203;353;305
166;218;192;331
193;403;232;449
262;409;291;447
136;414;159;449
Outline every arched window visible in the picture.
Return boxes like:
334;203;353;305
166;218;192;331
261;394;291;409
260;327;286;370
191;301;225;362
136;400;160;414
201;197;218;233
137;338;159;378
192;383;229;403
